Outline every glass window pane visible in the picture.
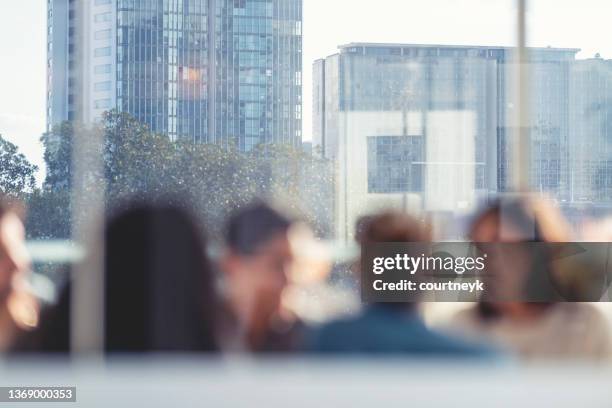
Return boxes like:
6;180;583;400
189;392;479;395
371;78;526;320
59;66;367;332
94;46;111;57
94;81;111;91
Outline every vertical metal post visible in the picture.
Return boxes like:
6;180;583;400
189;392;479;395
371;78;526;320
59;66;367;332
71;0;106;355
513;0;530;192
71;125;106;354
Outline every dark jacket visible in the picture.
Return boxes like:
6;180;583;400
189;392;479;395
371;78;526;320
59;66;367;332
305;305;498;357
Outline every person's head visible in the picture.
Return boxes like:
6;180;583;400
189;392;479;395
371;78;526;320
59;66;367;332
469;197;571;244
357;211;431;308
104;200;217;352
469;197;572;316
0;196;29;302
357;212;431;245
222;202;293;320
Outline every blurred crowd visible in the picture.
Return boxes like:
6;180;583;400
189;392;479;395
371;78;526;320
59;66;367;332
0;193;611;361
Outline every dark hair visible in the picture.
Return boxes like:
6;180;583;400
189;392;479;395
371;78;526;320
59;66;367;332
358;212;431;310
470;198;571;319
104;202;218;352
225;202;292;255
357;212;431;245
470;197;571;243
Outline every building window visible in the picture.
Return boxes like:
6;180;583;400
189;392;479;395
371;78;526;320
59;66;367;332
367;136;423;194
94;99;111;109
94;64;112;74
94;12;112;23
94;81;112;91
95;29;112;40
94;47;111;57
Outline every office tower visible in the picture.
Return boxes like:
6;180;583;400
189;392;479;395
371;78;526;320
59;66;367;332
314;43;579;239
569;56;612;205
46;0;303;150
46;0;75;131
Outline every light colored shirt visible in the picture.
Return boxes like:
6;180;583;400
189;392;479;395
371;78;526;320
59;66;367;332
449;303;612;360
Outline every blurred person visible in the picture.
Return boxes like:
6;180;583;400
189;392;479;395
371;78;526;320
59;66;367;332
12;279;71;353
0;196;38;351
280;219;361;325
220;202;303;352
305;212;496;356
581;217;612;242
450;197;612;360
104;201;218;352
14;201;220;354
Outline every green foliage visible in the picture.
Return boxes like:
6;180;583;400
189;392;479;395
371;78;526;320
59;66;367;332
0;134;38;197
25;189;71;239
29;111;334;239
40;123;73;190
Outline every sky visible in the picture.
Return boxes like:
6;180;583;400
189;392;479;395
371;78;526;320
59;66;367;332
1;0;612;183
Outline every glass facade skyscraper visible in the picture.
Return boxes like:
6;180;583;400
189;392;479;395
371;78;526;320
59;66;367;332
569;57;612;205
47;0;302;150
313;43;590;239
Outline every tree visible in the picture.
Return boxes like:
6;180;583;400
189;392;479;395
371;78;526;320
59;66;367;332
0;134;38;197
248;144;334;237
35;110;335;239
40;123;73;191
26;188;71;239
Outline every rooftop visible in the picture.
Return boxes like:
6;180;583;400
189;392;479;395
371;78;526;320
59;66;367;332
338;42;581;53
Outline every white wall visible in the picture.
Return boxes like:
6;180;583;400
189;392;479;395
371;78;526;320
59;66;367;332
335;110;478;241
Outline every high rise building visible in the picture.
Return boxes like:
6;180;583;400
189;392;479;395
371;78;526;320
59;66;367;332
569;56;612;205
314;43;580;239
47;0;302;150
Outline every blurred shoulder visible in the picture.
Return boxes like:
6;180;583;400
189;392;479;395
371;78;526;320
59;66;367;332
554;303;609;324
448;305;483;331
301;314;368;352
553;303;612;358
